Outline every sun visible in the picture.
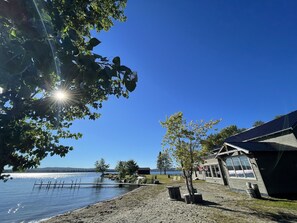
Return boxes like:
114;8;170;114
53;89;69;102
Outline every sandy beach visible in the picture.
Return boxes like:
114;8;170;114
44;181;297;223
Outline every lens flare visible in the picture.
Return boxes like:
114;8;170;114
53;90;69;102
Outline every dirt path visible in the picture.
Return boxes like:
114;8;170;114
45;181;297;223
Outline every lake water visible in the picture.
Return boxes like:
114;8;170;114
0;172;135;223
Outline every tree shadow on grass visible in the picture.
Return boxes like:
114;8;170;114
260;196;297;202
202;200;252;215
202;200;297;222
252;211;297;223
201;200;219;206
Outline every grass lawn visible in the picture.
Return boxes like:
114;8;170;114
144;174;184;184
239;196;297;212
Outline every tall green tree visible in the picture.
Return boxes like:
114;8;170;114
161;112;219;203
157;151;172;174
274;115;283;119
115;160;127;179
95;158;109;176
157;152;163;174
0;0;137;180
125;159;139;176
201;125;245;151
252;121;265;127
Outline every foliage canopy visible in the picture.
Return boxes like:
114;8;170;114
95;158;110;175
0;0;137;180
156;151;172;175
115;159;139;179
201;125;245;151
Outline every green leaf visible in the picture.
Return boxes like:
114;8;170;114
10;29;16;38
125;80;136;92
89;38;101;47
68;29;78;41
120;65;132;73
112;56;121;67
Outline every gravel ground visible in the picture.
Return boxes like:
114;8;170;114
44;181;297;223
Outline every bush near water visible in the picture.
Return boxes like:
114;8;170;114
103;174;183;184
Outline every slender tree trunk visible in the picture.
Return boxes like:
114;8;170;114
183;169;191;196
189;169;195;203
188;143;195;203
182;159;192;203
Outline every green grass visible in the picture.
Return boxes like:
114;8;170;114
235;198;297;222
143;174;184;184
239;198;297;211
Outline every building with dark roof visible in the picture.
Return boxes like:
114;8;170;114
225;110;297;143
137;167;150;175
196;110;297;198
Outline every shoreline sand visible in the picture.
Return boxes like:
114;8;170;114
44;181;297;223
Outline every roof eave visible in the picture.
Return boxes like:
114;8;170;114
244;127;293;142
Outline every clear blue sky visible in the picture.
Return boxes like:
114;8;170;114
40;1;297;169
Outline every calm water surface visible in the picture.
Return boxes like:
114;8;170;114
0;172;134;223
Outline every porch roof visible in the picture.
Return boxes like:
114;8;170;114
216;142;297;157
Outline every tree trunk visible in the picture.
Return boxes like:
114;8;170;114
183;169;192;201
188;169;195;203
188;143;195;203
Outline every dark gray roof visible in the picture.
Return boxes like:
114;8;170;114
226;142;297;152
225;110;297;143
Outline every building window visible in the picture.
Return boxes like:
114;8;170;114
239;156;255;178
205;165;221;178
205;166;212;177
226;158;236;177
225;155;255;178
211;165;221;178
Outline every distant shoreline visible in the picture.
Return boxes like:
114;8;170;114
3;168;180;173
3;168;98;173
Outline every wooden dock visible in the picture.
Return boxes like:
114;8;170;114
33;180;151;189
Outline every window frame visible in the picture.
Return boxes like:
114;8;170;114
205;164;222;179
205;165;212;177
225;155;256;179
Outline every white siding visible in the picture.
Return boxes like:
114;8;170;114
260;133;297;147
